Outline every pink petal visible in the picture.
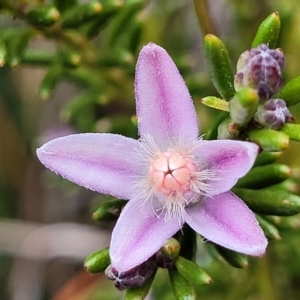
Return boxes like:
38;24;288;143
110;198;183;272
135;43;199;146
185;192;267;256
194;140;258;194
37;133;142;199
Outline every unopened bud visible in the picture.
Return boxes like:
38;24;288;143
217;118;240;140
235;44;284;101
229;87;259;126
161;238;181;259
254;99;294;129
105;256;157;290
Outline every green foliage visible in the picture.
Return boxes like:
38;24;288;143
203;34;235;100
251;12;281;48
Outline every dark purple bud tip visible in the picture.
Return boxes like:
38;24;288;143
235;44;285;100
254;99;293;130
155;250;175;269
105;256;157;290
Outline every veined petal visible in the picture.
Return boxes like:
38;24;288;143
37;133;142;199
135;43;199;146
194;140;258;194
185;192;267;256
110;198;183;272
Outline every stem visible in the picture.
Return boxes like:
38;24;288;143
192;0;217;35
256;255;277;300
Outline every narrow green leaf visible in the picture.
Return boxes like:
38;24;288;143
253;151;282;167
275;75;300;106
92;199;124;221
200;96;229;111
169;268;196;300
26;5;60;27
251;12;281;48
233;187;300;216
235;164;292;189
39;65;63;100
255;214;281;240
175;256;212;285
248;129;289;151
53;0;77;12
281;123;300;141
215;246;248;268
0;31;7;66
84;248;110;273
203;34;235;100
3;29;34;67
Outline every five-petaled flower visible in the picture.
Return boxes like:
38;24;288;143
37;43;267;273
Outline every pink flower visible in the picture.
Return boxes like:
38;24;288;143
37;43;267;273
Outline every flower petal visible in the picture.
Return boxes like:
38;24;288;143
135;43;199;146
185;192;267;256
110;198;183;272
37;133;142;199
194;139;258;194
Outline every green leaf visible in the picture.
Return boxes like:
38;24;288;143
26;5;60;27
233;188;300;216
235;164;292;189
203;34;235;100
0;30;7;66
53;0;77;12
92;199;124;221
275;75;300;106
251;12;281;48
200;96;229;111
248;129;289;151
281;123;300;141
3;29;34;67
169;268;196;300
175;256;212;286
39;65;64;100
84;247;110;273
255;215;281;240
215;246;248;268
253;151;282;167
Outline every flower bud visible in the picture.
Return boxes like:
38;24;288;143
254;99;294;129
105;256;157;290
161;238;181;259
217;118;240;140
235;44;284;101
229;87;259;126
155;251;174;269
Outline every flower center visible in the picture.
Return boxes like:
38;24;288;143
149;151;195;196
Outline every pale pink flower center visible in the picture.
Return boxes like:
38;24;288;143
149;151;195;196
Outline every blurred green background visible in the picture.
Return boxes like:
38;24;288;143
1;0;300;299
